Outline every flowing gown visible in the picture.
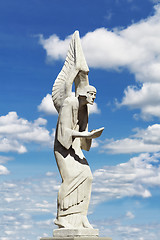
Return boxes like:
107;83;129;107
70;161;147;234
54;96;93;228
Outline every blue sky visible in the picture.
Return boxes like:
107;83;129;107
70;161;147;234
1;0;160;239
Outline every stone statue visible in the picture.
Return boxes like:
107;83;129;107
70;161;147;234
52;31;104;230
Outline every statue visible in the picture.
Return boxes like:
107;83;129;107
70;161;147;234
52;31;104;230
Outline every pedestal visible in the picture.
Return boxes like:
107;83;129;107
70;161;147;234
53;228;99;237
40;238;112;240
40;228;112;240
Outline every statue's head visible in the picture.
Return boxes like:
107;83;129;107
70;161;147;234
77;85;96;105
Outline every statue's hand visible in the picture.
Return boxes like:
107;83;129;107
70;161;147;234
87;127;104;139
72;127;104;138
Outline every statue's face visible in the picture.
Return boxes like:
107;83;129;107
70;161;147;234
86;91;96;105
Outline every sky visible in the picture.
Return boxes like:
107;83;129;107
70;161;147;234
0;0;160;239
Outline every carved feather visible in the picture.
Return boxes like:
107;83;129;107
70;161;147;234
52;31;89;113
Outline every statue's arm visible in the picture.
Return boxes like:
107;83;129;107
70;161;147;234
72;127;104;139
72;130;92;138
56;100;73;149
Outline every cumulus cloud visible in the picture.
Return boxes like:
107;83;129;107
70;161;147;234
38;94;100;115
118;82;160;120
92;152;160;205
40;5;160;77
39;5;160;77
0;138;27;154
0;112;54;154
39;34;71;61
103;138;160;154
39;4;160;120
103;123;160;154
0;165;10;175
88;102;100;114
38;94;57;115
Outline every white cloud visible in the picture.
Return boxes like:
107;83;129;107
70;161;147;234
0;165;10;175
38;94;57;115
39;34;71;61
103;138;160;154
91;139;99;148
46;171;54;176
0;138;27;154
0;156;13;164
126;211;135;219
118;82;160;120
88;102;100;114
39;5;160;79
39;4;160;120
0;112;54;154
103;123;160;154
92;152;160;204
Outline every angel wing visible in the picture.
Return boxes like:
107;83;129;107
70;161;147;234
52;30;89;113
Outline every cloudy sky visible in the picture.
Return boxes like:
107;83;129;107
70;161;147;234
1;0;160;239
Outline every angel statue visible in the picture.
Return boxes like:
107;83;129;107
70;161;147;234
52;31;104;230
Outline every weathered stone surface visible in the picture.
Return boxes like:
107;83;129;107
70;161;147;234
40;237;112;240
53;228;99;237
52;30;104;229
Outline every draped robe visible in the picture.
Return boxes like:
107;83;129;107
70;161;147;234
54;96;93;227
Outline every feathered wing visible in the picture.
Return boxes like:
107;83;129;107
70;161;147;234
52;31;89;113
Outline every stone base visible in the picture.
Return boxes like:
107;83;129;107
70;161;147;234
40;238;112;240
40;229;112;240
53;228;99;237
40;228;112;240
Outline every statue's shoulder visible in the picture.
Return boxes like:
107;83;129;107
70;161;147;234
63;96;78;107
